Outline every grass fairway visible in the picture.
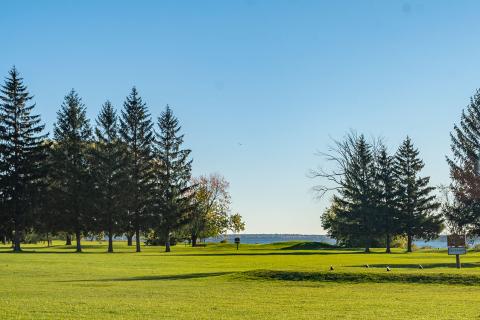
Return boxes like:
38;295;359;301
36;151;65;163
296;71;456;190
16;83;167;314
1;241;480;319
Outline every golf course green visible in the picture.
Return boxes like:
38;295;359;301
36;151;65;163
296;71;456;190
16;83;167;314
1;241;479;319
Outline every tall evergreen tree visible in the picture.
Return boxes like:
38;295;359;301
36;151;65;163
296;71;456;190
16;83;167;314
0;67;48;252
91;101;126;253
51;90;92;252
319;134;381;252
375;144;399;253
154;106;193;252
394;137;442;252
447;89;480;234
119;87;154;252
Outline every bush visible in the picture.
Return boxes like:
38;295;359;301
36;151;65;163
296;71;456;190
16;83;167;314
220;239;228;244
420;245;433;250
23;231;42;244
144;230;178;246
391;236;407;249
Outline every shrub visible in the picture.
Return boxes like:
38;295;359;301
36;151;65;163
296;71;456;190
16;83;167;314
391;236;407;249
420;245;433;250
23;231;42;244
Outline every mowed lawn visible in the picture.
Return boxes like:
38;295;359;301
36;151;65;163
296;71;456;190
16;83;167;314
1;241;480;319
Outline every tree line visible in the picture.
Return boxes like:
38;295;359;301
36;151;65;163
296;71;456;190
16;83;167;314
0;67;245;253
317;87;480;252
315;133;442;252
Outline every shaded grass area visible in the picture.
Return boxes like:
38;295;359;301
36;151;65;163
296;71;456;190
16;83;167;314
279;241;337;250
63;271;234;282
244;269;480;286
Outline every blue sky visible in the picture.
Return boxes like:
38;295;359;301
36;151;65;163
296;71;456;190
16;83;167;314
1;0;479;233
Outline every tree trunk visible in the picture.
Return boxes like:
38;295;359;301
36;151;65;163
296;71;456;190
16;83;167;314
13;229;21;252
108;228;113;253
66;233;72;246
407;234;413;253
1;234;6;245
135;228;141;252
46;233;51;248
385;234;391;253
191;234;197;247
75;230;82;253
364;238;370;253
165;230;171;252
127;233;133;246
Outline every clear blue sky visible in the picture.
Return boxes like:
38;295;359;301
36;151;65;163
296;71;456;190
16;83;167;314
1;1;479;234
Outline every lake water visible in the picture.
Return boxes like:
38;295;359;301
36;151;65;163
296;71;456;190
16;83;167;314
205;234;479;248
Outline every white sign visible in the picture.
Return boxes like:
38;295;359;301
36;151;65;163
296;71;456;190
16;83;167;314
448;247;466;255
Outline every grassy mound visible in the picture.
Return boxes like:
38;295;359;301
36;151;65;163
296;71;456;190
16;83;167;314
244;269;480;286
267;241;336;250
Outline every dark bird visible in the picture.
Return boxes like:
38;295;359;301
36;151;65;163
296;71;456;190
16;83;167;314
329;266;334;271
365;264;369;268
386;266;391;272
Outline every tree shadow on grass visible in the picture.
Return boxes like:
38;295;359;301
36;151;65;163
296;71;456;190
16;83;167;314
350;263;480;269
279;242;337;250
245;270;480;286
0;249;135;254
59;272;233;282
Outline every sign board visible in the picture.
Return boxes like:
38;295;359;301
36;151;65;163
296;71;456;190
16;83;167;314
447;234;466;247
448;247;467;255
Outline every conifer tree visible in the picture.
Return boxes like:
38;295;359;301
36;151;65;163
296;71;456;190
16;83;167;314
0;67;48;252
91;101;126;253
447;89;480;234
51;90;92;252
394;137;442;252
318;134;380;252
119;87;154;252
375;144;399;253
154;106;193;252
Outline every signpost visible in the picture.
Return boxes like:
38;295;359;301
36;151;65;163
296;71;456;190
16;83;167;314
234;237;240;250
447;234;466;269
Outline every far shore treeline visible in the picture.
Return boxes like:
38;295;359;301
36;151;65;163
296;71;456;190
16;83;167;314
315;89;480;253
0;67;245;253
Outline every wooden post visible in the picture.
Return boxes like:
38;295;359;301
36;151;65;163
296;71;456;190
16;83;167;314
456;254;461;269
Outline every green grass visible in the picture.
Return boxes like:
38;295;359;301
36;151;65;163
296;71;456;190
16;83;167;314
1;241;480;319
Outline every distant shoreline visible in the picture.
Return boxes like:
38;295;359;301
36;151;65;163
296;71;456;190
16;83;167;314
206;234;472;248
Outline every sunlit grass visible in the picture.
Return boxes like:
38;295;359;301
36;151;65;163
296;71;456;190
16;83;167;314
1;241;479;319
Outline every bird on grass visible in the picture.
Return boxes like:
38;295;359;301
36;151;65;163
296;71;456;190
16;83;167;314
365;264;369;268
419;264;423;269
386;266;391;272
329;266;334;271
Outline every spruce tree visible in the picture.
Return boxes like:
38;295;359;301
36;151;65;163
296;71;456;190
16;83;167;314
321;134;380;252
0;67;48;252
154;106;193;252
91;101;126;253
394;137;442;252
447;89;480;234
375;145;399;253
119;87;154;252
51;90;92;252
